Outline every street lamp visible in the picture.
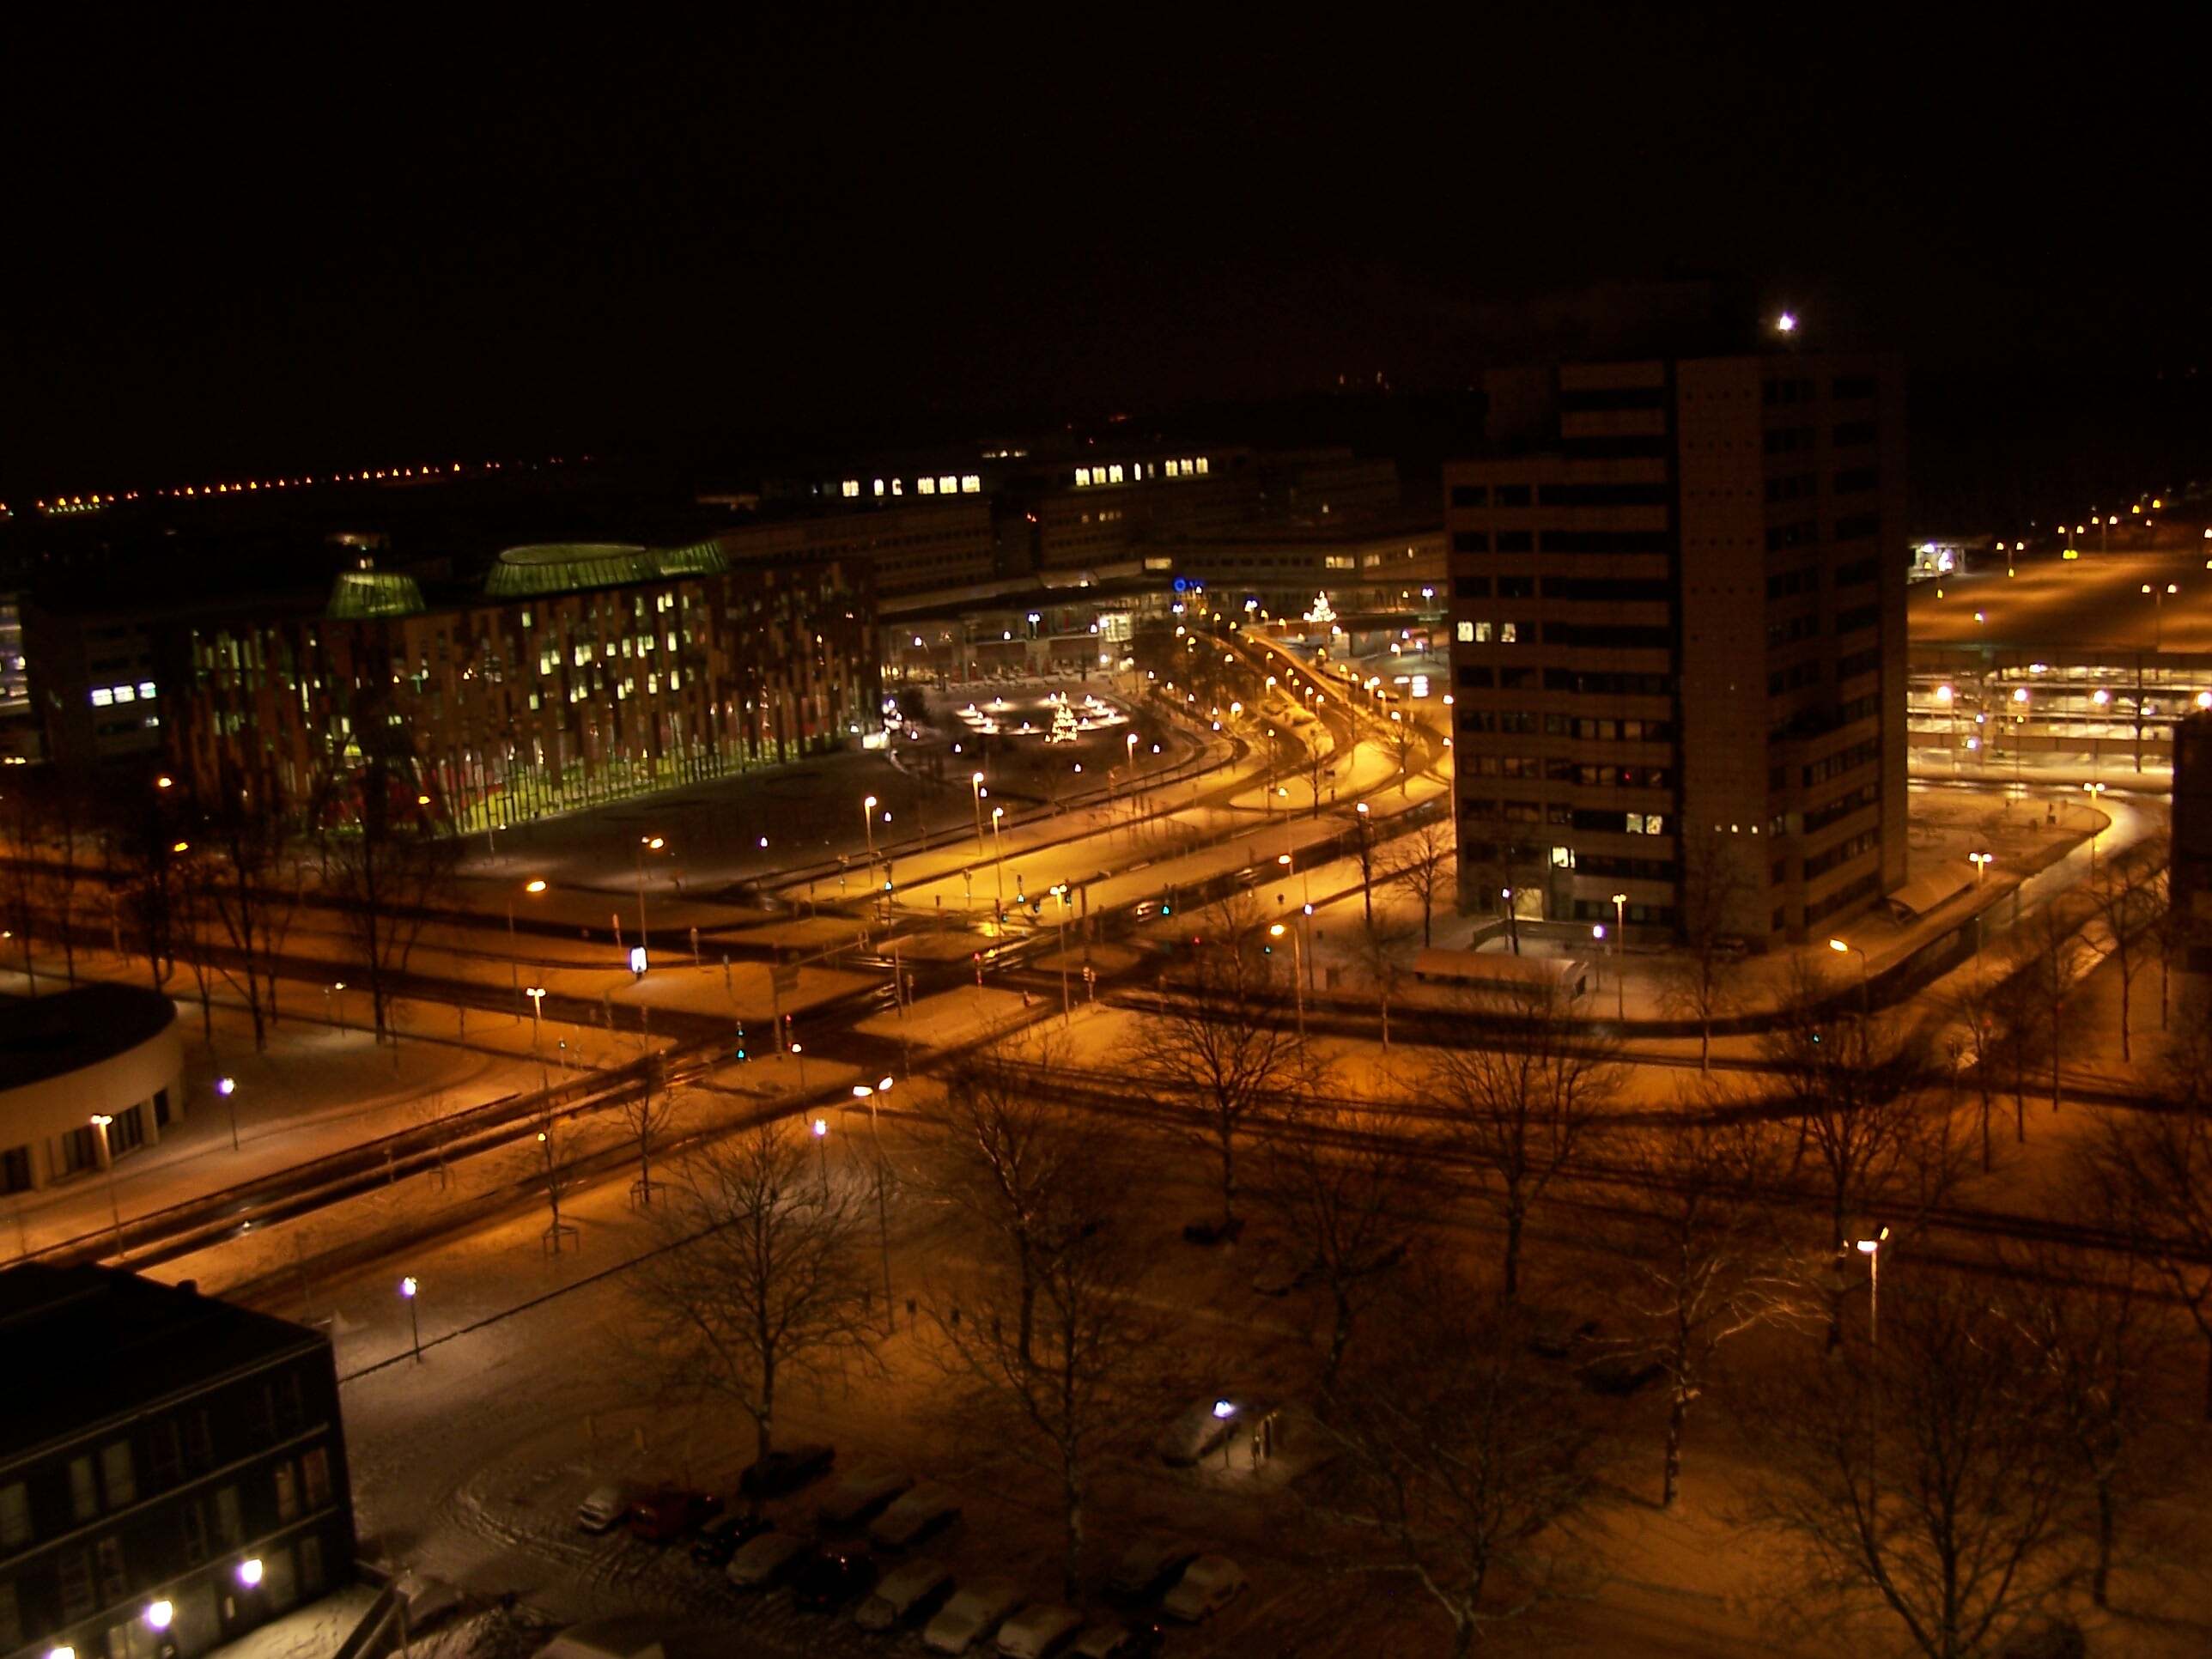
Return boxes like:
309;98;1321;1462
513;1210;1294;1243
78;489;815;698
811;1114;830;1191
1268;921;1306;1038
509;878;547;1015
89;1115;122;1253
1855;1225;1890;1352
848;1078;896;1324
399;1275;422;1363
1049;883;1073;1024
2081;781;2107;878
216;1075;239;1152
1828;937;1870;1016
634;836;665;974
990;805;1006;923
1967;851;1994;974
525;987;548;1090
970;773;987;854
863;795;879;866
2142;582;2179;651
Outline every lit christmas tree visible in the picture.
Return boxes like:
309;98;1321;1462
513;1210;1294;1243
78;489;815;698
1048;698;1080;743
1304;590;1336;626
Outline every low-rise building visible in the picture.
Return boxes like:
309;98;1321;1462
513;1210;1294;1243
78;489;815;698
0;1266;357;1659
0;986;185;1199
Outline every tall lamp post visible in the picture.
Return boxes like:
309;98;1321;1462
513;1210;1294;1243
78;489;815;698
1268;922;1306;1038
634;836;665;973
525;987;548;1091
2081;781;2108;879
1967;852;1994;975
1610;893;1627;1020
863;795;878;866
1856;1225;1890;1351
509;878;547;1014
399;1275;422;1363
1829;937;1871;1017
970;773;987;854
89;1115;123;1254
850;1077;896;1328
989;806;1006;925
216;1075;239;1152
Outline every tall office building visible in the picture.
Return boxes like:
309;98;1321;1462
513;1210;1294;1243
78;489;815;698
1443;351;1906;945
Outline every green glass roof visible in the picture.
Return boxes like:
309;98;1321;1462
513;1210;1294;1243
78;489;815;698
327;569;427;618
483;540;729;599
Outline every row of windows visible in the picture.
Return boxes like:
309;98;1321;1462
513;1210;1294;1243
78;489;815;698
1805;869;1882;924
1461;756;1674;789
1838;646;1881;681
1768;565;1820;600
1452;530;1676;558
87;680;157;708
1804;736;1882;787
1805;826;1881;879
1837;602;1881;635
1767;612;1821;650
842;473;984;498
1456;710;1675;744
1770;659;1824;696
1803;781;1881;835
1545;621;1673;650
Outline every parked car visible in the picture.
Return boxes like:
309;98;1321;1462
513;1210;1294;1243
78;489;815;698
1107;1534;1200;1601
1180;1216;1244;1247
794;1547;878;1613
868;1481;963;1551
726;1531;811;1590
575;1485;632;1534
1070;1620;1164;1658
1161;1555;1246;1622
922;1577;1025;1654
739;1442;836;1498
629;1487;723;1542
855;1558;956;1632
690;1509;772;1568
817;1465;915;1529
995;1602;1085;1659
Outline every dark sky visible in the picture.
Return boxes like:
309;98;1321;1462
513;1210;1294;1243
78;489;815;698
4;8;2205;497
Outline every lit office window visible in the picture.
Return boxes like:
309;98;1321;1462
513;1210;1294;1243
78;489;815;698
1195;457;1209;473
91;688;113;707
873;478;885;497
112;684;137;702
1108;465;1125;483
842;479;860;498
961;475;981;492
1455;622;1474;642
939;476;958;494
917;477;937;495
1076;468;1092;487
138;681;156;699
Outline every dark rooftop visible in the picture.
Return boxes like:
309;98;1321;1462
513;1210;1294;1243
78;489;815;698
0;984;177;1090
0;1266;326;1461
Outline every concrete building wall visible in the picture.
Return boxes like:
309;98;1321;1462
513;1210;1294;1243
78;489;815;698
0;1001;183;1194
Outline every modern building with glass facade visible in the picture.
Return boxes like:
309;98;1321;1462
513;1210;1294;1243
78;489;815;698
167;537;879;832
0;1266;356;1659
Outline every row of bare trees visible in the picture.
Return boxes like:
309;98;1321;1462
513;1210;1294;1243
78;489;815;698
0;713;459;1048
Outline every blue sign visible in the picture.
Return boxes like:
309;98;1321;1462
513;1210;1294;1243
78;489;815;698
1172;577;1188;593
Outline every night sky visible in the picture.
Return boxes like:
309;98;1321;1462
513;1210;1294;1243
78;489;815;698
4;9;2205;501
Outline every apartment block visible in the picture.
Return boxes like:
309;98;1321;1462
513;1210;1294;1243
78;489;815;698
1;1267;356;1659
1443;352;1906;945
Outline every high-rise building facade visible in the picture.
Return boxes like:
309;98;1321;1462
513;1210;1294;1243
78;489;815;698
1443;352;1906;945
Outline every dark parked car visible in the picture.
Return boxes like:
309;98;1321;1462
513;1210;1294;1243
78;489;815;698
793;1547;878;1613
629;1487;723;1542
690;1509;773;1568
739;1442;836;1498
1108;1534;1200;1601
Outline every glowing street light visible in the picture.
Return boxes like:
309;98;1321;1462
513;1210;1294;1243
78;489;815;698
862;794;879;865
237;1558;264;1588
1829;937;1870;1015
399;1275;422;1362
89;1114;123;1252
509;878;547;1013
970;771;988;853
1268;921;1305;1037
216;1074;239;1152
1856;1225;1891;1351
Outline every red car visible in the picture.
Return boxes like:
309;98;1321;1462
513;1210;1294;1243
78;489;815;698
629;1487;724;1542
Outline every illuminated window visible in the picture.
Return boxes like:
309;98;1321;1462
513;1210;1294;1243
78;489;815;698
961;475;981;493
1195;457;1209;474
872;478;885;497
520;608;532;628
1455;621;1474;642
1498;623;1518;644
90;688;113;707
1076;468;1092;487
891;478;903;495
842;480;860;498
917;477;936;495
112;684;136;702
939;475;958;494
1324;556;1354;570
138;681;156;699
1108;464;1125;483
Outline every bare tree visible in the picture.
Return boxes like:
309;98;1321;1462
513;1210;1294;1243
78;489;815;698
619;1052;678;1208
932;1198;1161;1600
1762;967;1966;1260
24;769;93;983
2018;902;2084;1112
1744;1280;2081;1659
1427;978;1621;1301
2087;836;2167;1065
1256;1102;1417;1392
629;1121;883;1459
1601;1113;1800;1508
536;1109;580;1253
203;757;304;1052
1380;813;1454;948
1662;828;1751;1071
2001;1243;2172;1608
98;773;191;996
1355;914;1414;1051
932;1036;1105;1368
1313;1252;1604;1657
1137;895;1313;1234
2085;999;2212;1418
319;728;459;1043
1303;722;1333;816
1951;964;2038;1173
1;778;44;990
